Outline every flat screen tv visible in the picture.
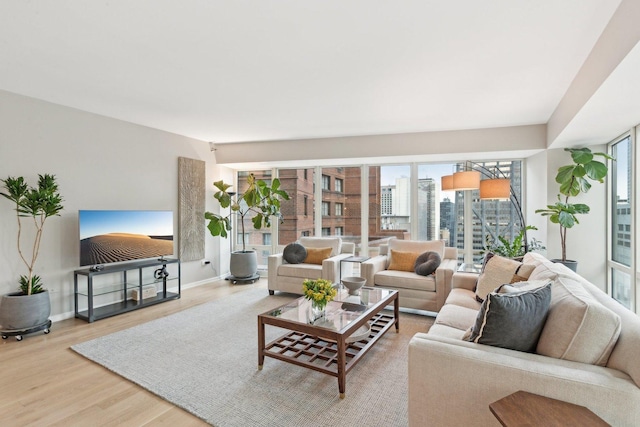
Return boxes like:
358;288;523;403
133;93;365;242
79;210;174;267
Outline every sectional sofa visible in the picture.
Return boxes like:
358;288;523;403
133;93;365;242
408;252;640;426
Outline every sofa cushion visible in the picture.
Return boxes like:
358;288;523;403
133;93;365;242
435;304;478;331
304;247;332;265
387;239;445;269
277;263;322;279
388;249;419;272
475;254;523;302
299;236;342;256
283;243;307;264
465;282;552;352
414;251;441;276
445;288;482;311
536;276;622;366
374;270;436;292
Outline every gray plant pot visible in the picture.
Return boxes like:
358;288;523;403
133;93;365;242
0;290;51;331
230;250;258;279
551;259;578;272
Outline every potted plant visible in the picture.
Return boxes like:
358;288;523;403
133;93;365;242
482;225;545;260
205;173;289;281
0;174;63;339
535;147;613;271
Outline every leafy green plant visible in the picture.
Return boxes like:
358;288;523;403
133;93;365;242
1;174;64;295
204;173;290;252
482;225;543;258
535;147;613;262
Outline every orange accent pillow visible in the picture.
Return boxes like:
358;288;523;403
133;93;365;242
388;250;420;272
304;247;332;265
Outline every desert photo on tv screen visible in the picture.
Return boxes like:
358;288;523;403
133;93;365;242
79;210;174;266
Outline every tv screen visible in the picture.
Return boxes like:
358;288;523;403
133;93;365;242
79;210;174;266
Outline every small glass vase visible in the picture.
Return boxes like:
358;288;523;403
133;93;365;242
309;300;326;323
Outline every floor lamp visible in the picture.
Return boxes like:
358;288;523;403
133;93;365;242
441;162;528;253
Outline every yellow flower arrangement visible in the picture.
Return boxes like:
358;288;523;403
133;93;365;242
302;278;337;311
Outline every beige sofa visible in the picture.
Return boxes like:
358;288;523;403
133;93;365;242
408;252;640;426
267;237;355;295
361;239;457;312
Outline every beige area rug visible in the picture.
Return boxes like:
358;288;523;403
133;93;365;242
71;288;433;427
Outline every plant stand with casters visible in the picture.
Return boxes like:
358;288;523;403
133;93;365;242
226;273;260;284
1;319;52;342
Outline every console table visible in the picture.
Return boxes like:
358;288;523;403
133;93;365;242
74;258;181;322
489;390;609;426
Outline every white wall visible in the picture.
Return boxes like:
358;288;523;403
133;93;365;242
524;150;548;253
0;90;227;321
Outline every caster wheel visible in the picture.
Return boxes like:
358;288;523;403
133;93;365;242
2;335;7;340
16;335;23;342
44;328;50;334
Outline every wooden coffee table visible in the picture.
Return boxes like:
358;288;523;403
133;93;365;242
257;287;399;398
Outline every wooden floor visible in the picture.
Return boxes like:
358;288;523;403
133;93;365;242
0;278;268;427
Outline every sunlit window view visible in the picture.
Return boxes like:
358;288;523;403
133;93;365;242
237;161;524;268
611;136;632;308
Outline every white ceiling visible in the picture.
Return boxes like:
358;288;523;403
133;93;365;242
0;0;632;144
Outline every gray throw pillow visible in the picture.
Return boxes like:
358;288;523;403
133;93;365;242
283;243;307;264
414;251;441;276
465;281;552;352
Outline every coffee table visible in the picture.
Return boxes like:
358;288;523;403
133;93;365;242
257;287;399;398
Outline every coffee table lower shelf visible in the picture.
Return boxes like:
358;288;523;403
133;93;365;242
258;292;399;398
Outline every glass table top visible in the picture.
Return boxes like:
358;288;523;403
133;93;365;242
264;287;394;331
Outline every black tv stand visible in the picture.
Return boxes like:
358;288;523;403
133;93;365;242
74;258;181;323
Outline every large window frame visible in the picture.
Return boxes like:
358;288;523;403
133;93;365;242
237;159;526;269
608;131;637;313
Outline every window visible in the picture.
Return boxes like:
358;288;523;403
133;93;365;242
322;201;330;216
377;165;411;239
322;174;330;191
335;178;343;193
335;226;343;236
609;135;633;309
302;231;310;237
335;202;343;216
322;227;331;236
304;195;308;217
262;233;271;246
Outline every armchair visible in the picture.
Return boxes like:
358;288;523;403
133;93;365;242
268;237;355;295
361;239;457;312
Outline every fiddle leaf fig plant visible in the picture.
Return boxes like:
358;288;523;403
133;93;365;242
535;147;613;262
1;174;64;295
205;173;290;252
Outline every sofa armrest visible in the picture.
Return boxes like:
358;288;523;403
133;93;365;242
267;254;284;291
434;258;457;308
408;333;640;427
322;253;353;283
360;255;388;286
452;271;478;291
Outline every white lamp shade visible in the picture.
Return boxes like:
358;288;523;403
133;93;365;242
452;171;480;190
441;175;453;191
480;178;510;200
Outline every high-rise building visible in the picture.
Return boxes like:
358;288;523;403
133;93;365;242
418;178;437;241
440;197;456;246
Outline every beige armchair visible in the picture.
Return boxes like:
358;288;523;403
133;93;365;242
268;237;355;295
361;239;457;312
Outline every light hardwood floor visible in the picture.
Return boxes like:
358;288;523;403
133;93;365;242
0;278;268;427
